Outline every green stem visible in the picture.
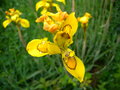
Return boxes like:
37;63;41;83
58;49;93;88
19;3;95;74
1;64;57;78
16;25;26;47
82;25;87;59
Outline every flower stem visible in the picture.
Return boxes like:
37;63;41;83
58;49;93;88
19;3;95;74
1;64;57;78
16;25;26;47
82;24;87;59
72;0;75;12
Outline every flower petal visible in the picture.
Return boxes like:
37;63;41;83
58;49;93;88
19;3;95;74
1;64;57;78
26;38;61;57
62;49;85;82
20;19;30;28
53;31;73;50
52;3;61;12
36;1;44;11
3;19;12;28
26;38;48;57
41;8;47;14
61;12;78;37
47;43;61;54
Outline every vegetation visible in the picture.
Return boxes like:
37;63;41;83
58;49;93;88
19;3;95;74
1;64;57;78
0;0;120;89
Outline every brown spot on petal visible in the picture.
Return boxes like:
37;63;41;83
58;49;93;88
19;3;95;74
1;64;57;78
61;33;70;39
64;57;77;70
62;24;72;31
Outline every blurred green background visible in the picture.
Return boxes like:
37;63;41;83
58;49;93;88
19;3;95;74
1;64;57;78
0;0;120;89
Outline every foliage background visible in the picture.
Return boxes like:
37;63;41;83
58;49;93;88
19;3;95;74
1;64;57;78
0;0;120;89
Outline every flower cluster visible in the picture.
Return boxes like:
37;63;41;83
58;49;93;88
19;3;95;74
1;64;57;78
36;11;68;33
77;12;92;30
3;8;30;28
2;0;92;83
36;0;65;14
27;11;85;82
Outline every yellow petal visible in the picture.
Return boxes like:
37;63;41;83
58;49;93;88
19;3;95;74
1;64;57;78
43;21;59;33
49;11;68;22
3;19;12;28
85;12;92;18
78;12;92;24
53;31;73;50
61;12;78;37
36;1;44;11
47;43;61;54
52;3;61;12
26;38;61;57
78;16;89;24
20;19;30;28
41;8;47;14
56;0;65;4
62;49;85;82
35;15;48;22
26;38;48;57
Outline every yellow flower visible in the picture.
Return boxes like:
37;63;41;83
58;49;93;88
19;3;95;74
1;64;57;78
62;49;85;82
3;8;30;28
26;38;61;57
53;12;78;49
36;0;62;14
26;12;85;82
36;11;68;33
77;12;92;25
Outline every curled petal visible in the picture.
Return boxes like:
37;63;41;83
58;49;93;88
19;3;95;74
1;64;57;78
41;8;47;14
43;22;59;33
36;1;44;11
3;19;12;28
52;3;61;12
49;11;68;22
56;0;65;4
61;12;78;37
20;19;30;28
62;49;85;82
36;15;48;22
26;38;61;57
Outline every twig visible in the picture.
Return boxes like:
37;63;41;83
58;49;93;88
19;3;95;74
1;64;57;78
72;0;75;12
16;25;26;47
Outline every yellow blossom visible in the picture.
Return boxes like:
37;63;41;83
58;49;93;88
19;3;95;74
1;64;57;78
26;12;85;82
3;8;30;28
26;38;61;57
77;12;92;25
36;11;68;33
62;49;85;82
36;0;62;14
53;12;78;49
